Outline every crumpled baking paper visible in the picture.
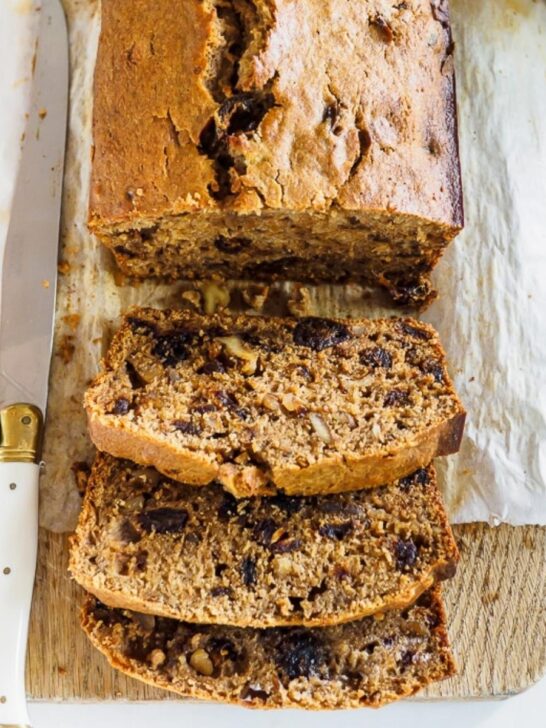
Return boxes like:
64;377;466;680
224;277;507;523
0;0;544;531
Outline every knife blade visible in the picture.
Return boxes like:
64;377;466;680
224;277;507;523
0;1;68;724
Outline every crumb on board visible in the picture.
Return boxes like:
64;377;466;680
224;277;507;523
287;283;313;317
42;278;50;288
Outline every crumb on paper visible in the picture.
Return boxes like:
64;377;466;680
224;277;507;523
38;107;47;119
56;334;75;364
63;245;80;257
42;278;50;288
112;268;130;286
62;313;81;331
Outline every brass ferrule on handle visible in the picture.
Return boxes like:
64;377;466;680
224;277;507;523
0;403;43;464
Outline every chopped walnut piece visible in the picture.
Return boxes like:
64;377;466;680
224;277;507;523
281;393;307;415
274;556;293;577
148;648;166;669
261;394;280;411
309;413;332;444
189;648;214;676
217;335;259;375
202;282;230;314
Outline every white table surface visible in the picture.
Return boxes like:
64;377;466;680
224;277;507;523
2;4;544;727
27;676;546;728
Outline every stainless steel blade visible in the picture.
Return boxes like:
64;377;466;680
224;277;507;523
0;0;68;416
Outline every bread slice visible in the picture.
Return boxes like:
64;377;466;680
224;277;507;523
81;587;455;709
84;309;465;497
69;454;458;628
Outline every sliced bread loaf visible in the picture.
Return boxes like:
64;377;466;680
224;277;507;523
70;454;458;628
81;587;455;709
84;309;465;497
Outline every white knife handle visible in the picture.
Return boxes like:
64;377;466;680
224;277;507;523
0;434;39;728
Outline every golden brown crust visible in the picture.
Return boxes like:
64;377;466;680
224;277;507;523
89;0;216;225
80;587;456;709
69;454;459;628
87;411;465;496
90;0;462;224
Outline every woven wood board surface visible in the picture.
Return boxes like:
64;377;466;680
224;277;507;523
26;523;546;701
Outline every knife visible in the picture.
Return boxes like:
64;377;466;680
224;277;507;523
0;1;67;724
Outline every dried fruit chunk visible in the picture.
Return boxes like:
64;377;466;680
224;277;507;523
360;346;392;369
371;15;393;42
399;468;430;491
241;557;257;587
420;359;444;383
111;397;130;415
398;321;432;341
293;317;351;351
240;683;270;702
137;508;189;534
319;521;353;541
384;389;410;407
274;631;329;681
252;518;278;546
153;330;192;366
395;538;419;570
172;420;201;436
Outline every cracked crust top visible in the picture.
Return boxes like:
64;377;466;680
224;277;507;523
89;0;462;229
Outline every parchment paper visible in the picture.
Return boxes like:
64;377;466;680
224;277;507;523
1;0;545;531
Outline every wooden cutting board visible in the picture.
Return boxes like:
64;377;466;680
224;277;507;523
23;0;546;703
26;523;546;701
